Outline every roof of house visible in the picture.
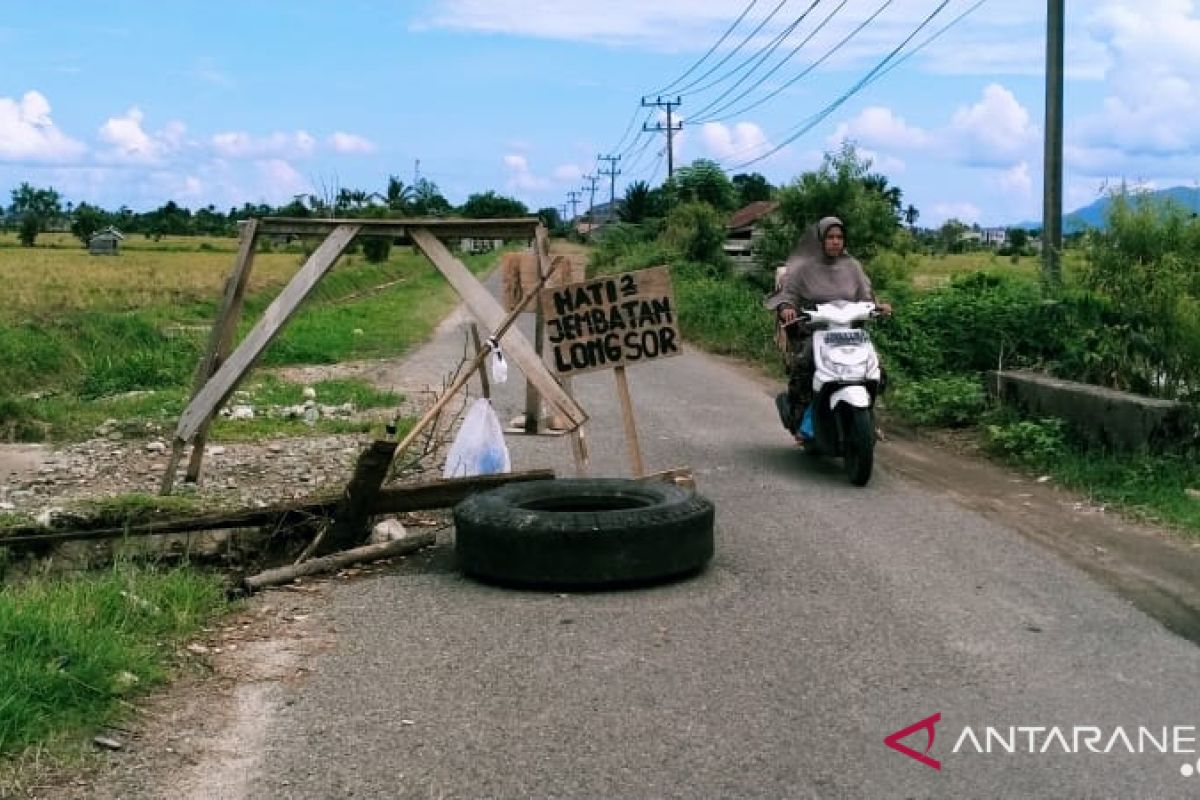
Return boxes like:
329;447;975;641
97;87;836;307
90;225;125;241
728;200;780;231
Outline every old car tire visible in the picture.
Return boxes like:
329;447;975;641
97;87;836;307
453;478;714;589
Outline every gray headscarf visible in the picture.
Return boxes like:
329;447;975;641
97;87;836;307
765;216;873;310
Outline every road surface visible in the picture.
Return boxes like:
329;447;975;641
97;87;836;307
225;300;1200;799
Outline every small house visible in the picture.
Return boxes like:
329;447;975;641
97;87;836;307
88;226;125;256
725;200;780;273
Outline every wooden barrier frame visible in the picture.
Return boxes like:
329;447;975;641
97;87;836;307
161;217;588;493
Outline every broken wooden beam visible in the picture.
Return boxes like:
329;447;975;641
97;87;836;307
320;439;398;555
243;533;436;593
0;469;555;548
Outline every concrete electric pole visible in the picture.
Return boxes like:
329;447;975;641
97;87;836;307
1042;0;1064;287
641;96;683;179
597;155;621;221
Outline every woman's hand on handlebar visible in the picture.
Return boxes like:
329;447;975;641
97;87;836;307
778;305;798;324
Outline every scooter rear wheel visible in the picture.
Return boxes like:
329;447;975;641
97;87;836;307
843;406;875;486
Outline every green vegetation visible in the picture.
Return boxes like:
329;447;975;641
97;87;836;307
0;564;227;758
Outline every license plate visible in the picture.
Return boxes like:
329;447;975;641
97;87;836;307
824;330;867;346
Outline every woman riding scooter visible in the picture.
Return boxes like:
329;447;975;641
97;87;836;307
764;216;890;444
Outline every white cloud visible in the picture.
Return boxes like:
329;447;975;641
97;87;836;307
212;130;317;160
997;161;1033;195
255;159;312;200
97;107;187;165
502;152;550;192
930;201;981;225
829;107;929;150
699;121;769;162
0;91;86;162
327;131;376;155
1076;0;1200;156
947;84;1038;167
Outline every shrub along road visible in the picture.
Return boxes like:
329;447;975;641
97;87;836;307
56;285;1200;799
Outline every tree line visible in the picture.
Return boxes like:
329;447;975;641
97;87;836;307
2;176;551;247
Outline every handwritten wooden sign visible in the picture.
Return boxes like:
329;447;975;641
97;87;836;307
539;266;682;375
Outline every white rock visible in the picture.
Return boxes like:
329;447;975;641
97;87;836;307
210;446;226;456
230;405;255;420
145;441;167;454
0;501;15;511
369;518;409;543
302;386;317;400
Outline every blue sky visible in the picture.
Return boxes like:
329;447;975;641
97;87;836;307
2;0;1198;226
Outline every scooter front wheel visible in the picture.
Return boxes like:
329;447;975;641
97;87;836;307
842;406;875;486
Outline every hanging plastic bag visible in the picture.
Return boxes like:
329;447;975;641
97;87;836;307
443;397;511;479
487;337;508;384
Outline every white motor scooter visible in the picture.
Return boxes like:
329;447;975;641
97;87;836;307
777;301;882;486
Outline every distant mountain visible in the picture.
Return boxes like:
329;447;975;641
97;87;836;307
1012;185;1200;233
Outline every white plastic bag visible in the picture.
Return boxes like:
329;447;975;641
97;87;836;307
487;338;508;384
442;398;511;479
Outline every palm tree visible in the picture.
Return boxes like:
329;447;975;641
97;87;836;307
904;204;920;231
619;181;652;223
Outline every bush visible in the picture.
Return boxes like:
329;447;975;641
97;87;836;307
1081;190;1200;401
872;271;1054;378
662;202;730;273
984;417;1067;467
886;374;986;427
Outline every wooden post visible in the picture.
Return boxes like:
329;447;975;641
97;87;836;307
163;219;261;493
321;440;398;555
613;366;645;477
469;324;491;399
524;225;552;433
561;377;589;477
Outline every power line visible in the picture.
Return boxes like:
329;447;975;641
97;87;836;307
699;0;894;124
671;0;792;96
681;0;822;105
692;0;849;123
724;0;953;170
649;0;763;97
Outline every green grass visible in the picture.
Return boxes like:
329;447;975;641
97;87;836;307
1037;449;1200;534
0;564;227;758
0;245;496;442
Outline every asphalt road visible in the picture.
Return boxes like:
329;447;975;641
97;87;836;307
245;302;1200;799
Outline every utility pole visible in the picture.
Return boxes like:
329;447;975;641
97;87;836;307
597;155;621;221
566;190;581;220
642;96;683;179
581;173;599;221
413;158;421;186
1042;0;1064;287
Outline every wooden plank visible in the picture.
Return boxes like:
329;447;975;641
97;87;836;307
408;227;587;429
613;366;645;477
540;266;682;377
320;440;398;554
180;218;261;487
0;469;556;547
243;533;437;593
172;224;360;443
523;224;553;433
470;324;491;399
638;466;695;490
257;216;538;240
